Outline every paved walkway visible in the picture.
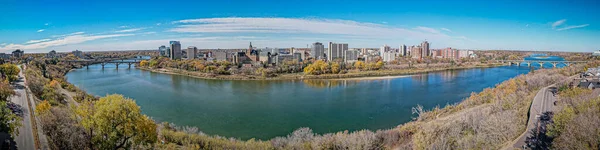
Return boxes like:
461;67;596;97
11;67;35;150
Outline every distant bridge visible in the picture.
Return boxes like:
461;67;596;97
497;60;587;68
65;58;148;69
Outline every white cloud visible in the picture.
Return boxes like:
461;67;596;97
115;28;145;33
52;31;85;38
0;43;6;46
440;28;452;32
413;26;440;34
25;39;52;44
119;26;129;28
525;24;529;27
37;29;45;33
556;24;589;31
44;23;49;26
156;23;161;26
552;19;566;29
0;33;134;51
170;17;457;42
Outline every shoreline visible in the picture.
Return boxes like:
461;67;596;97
134;63;506;81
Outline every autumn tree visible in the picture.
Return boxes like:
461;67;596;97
0;64;20;82
76;94;157;150
0;101;21;137
331;62;341;74
0;80;15;101
139;60;149;67
41;80;64;105
354;61;366;70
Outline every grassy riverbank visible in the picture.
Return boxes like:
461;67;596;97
137;62;505;81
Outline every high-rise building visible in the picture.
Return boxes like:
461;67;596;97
72;50;83;58
159;45;168;57
169;41;182;60
400;45;407;56
380;45;397;62
327;42;348;61
187;46;197;59
12;49;24;58
311;42;325;60
345;50;359;63
411;46;422;59
421;41;430;58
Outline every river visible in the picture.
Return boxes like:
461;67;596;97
66;64;535;140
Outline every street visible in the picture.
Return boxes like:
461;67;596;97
510;86;557;149
10;66;35;150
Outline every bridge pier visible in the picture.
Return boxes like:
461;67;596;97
517;62;521;66
116;63;120;69
101;63;106;69
538;62;544;68
527;62;531;67
128;63;132;69
552;62;557;68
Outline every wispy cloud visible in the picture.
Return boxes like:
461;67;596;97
37;29;45;33
413;26;440;34
25;39;52;44
440;28;452;32
0;33;134;51
0;43;6;46
170;17;459;41
556;24;589;31
115;28;145;33
52;31;85;38
552;19;567;29
156;23;161;26
119;26;129;28
44;23;50;26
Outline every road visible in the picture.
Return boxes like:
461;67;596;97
10;66;35;150
509;86;556;148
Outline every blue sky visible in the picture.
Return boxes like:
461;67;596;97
0;0;599;53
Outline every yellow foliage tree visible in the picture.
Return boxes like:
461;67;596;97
354;61;365;70
35;100;51;115
375;61;384;70
76;94;157;149
331;62;340;74
139;60;149;67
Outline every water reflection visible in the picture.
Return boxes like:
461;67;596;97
67;65;531;140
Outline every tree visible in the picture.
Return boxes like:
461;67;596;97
0;80;15;101
375;61;384;70
0;101;21;137
331;62;341;74
139;60;149;67
0;64;20;82
354;61;366;70
76;94;157;150
41;80;64;105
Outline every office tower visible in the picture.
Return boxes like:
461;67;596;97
170;41;182;60
159;45;168;57
327;42;348;61
380;45;397;62
311;42;325;60
421;41;430;58
400;45;407;56
345;50;359;63
187;46;197;59
412;46;422;59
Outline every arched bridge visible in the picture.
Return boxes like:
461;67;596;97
497;60;587;68
65;58;147;69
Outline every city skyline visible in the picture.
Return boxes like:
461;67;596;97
1;0;599;53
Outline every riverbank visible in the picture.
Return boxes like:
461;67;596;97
137;62;506;81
